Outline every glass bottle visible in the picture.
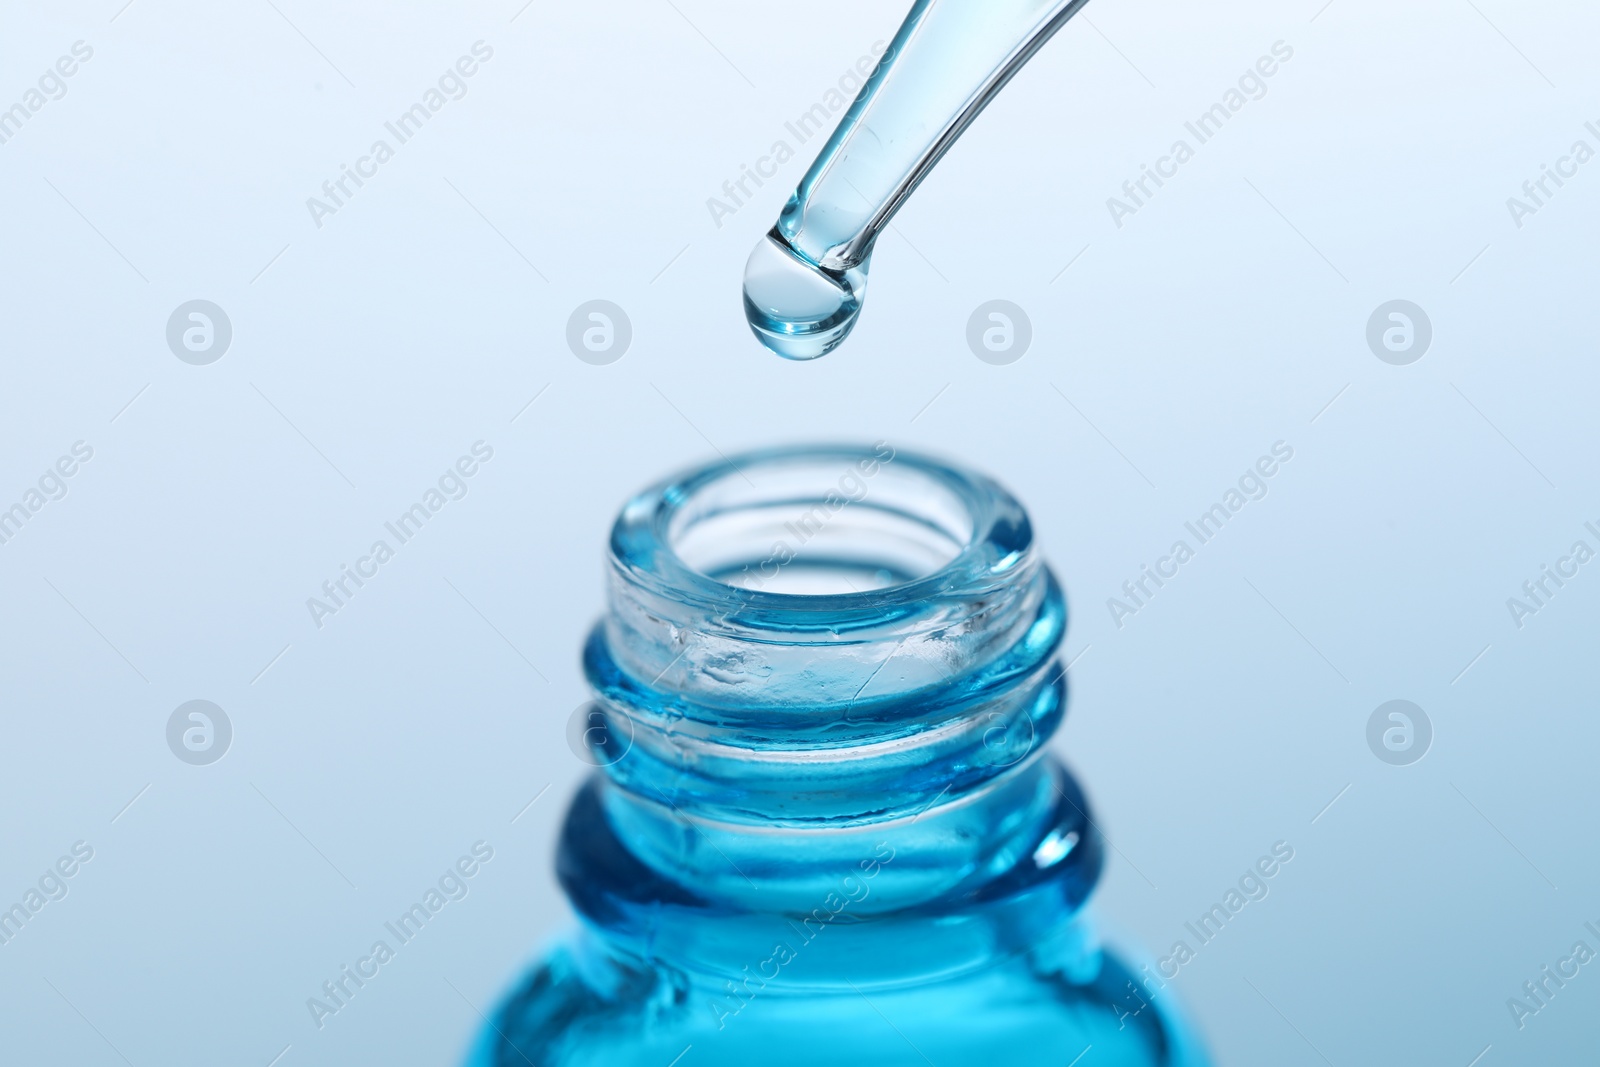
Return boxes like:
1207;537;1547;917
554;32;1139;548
466;445;1209;1066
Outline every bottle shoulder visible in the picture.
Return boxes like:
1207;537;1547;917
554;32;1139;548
468;937;1209;1067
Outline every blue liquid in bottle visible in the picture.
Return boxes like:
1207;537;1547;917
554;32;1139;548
744;0;1093;359
466;446;1209;1065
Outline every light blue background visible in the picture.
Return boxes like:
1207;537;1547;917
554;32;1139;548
2;0;1597;1064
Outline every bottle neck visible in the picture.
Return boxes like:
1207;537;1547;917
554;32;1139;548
560;447;1103;987
582;572;1065;907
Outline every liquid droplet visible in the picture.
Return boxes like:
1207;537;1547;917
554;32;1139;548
742;230;868;361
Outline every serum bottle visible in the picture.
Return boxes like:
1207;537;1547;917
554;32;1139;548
468;445;1208;1066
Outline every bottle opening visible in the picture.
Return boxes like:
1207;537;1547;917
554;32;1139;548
664;448;974;595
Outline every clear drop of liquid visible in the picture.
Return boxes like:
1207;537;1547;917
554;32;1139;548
742;230;868;361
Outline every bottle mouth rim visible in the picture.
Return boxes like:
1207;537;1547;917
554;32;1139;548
609;444;1034;621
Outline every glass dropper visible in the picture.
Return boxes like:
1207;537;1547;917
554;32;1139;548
743;0;1092;359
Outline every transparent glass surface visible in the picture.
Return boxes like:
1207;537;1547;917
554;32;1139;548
743;0;1091;359
466;446;1209;1066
